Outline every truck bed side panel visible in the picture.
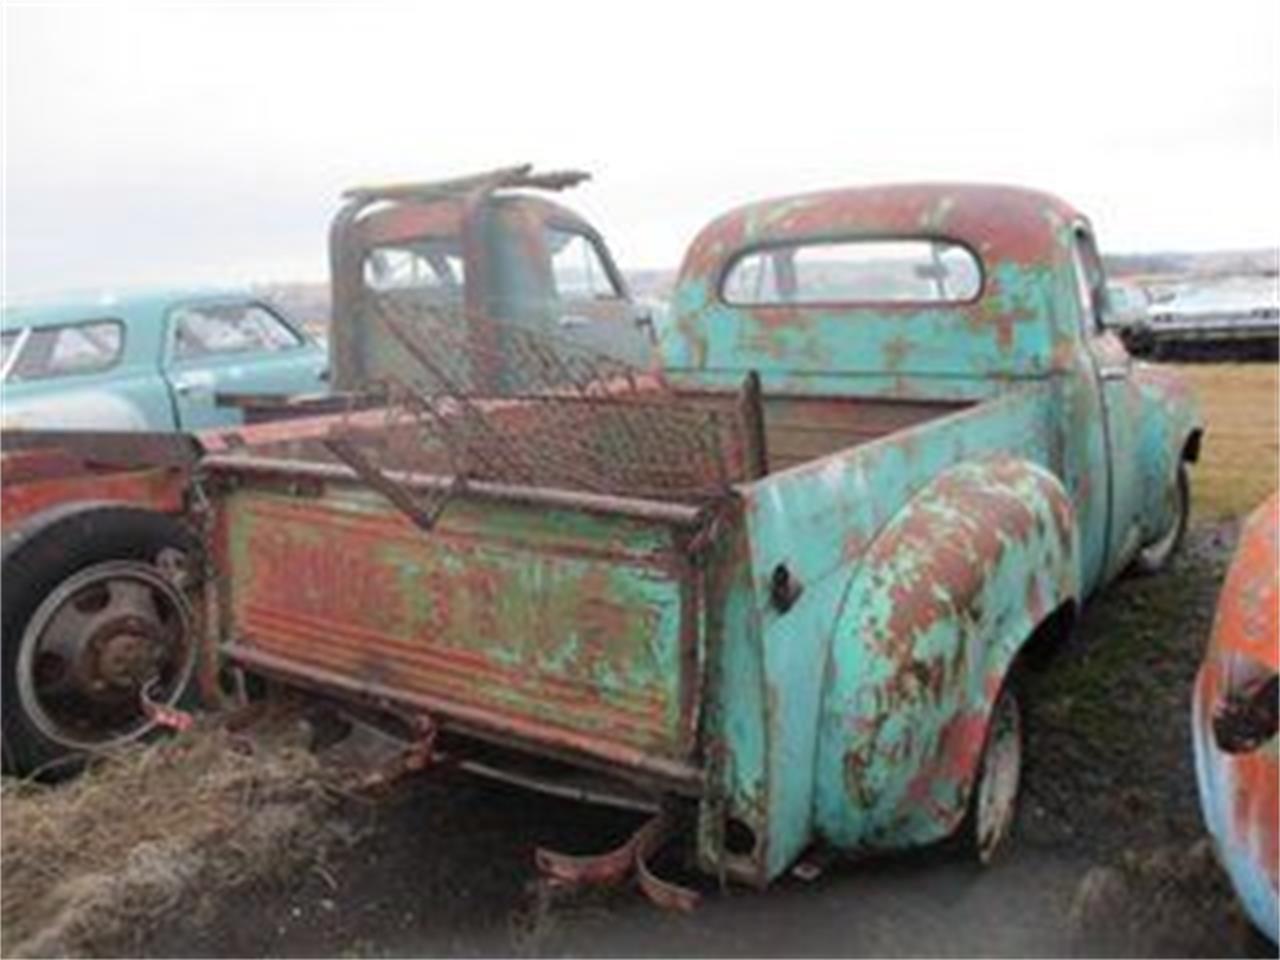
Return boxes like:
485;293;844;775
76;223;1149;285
218;487;701;767
706;384;1057;881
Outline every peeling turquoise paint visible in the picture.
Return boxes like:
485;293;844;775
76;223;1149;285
213;182;1204;895
666;185;1201;886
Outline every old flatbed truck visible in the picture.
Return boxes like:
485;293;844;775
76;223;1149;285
192;175;1201;895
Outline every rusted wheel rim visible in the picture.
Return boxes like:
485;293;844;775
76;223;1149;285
16;559;195;753
974;688;1021;864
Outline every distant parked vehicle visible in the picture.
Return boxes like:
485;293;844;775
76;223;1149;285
1105;281;1152;328
1;290;329;433
1193;491;1278;945
1111;276;1280;362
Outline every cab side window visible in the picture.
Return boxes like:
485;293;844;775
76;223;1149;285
546;227;620;300
1070;229;1108;337
171;303;301;361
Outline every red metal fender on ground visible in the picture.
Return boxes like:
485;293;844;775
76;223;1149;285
535;811;700;911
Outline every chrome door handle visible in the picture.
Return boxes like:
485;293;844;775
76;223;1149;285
1099;365;1130;381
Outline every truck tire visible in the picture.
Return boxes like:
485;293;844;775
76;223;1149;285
957;683;1023;865
1;506;202;777
1133;463;1190;575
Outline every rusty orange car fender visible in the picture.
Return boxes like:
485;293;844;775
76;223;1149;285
1193;491;1279;943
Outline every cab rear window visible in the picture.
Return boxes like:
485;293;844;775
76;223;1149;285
363;240;466;295
4;320;125;382
722;238;982;306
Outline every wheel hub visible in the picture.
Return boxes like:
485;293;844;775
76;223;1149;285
16;559;196;752
92;627;162;691
63;602;168;699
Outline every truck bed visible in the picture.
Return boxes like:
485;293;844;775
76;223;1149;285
682;390;968;476
207;389;970;490
202;390;969;787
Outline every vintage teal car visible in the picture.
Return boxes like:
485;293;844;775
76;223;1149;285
1;289;328;432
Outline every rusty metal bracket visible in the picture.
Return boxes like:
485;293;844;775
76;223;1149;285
218;696;439;792
535;829;640;888
634;814;700;912
342;164;590;204
684;496;738;566
736;369;768;480
335;713;438;791
534;811;700;911
323;435;463;532
140;677;195;733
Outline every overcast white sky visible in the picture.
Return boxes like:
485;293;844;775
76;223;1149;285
3;0;1278;298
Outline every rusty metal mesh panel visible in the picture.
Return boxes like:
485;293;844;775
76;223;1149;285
325;295;743;513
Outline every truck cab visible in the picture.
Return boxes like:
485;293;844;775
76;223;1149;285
328;166;655;393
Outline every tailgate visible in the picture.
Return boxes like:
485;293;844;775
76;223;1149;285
214;478;705;776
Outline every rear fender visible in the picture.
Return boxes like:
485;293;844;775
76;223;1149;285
3;499;150;561
1133;363;1203;538
813;456;1080;851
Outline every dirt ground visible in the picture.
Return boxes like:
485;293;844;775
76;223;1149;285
4;362;1277;958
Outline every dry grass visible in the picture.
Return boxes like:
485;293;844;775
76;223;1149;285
0;721;337;958
1177;363;1279;521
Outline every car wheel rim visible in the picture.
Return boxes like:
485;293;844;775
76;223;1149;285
15;559;196;753
975;690;1021;864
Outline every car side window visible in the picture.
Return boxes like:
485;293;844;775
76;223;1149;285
171;303;302;361
0;330;21;371
6;320;124;382
1070;229;1108;337
546;227;620;300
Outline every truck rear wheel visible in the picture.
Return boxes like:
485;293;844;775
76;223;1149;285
1;507;202;777
958;683;1023;865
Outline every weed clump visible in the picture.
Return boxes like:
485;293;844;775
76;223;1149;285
1;721;336;958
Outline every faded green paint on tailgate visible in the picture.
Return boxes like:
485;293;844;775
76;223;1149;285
222;485;697;758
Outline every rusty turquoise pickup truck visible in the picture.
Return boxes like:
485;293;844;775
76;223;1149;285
196;178;1201;897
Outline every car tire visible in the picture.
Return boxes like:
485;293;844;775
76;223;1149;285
957;682;1023;865
1;506;203;777
1133;463;1190;575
